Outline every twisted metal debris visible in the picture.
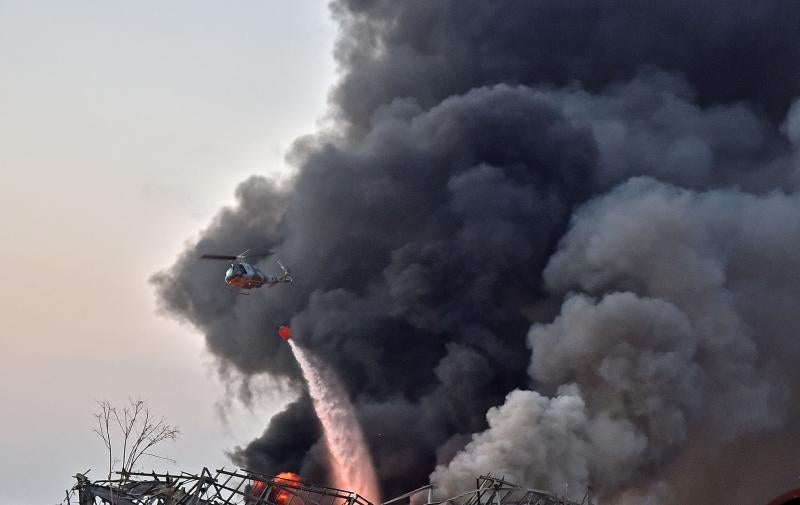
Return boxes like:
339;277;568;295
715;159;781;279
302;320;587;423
69;468;371;505
69;472;589;505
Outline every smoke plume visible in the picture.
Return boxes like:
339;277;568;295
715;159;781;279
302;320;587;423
152;1;800;502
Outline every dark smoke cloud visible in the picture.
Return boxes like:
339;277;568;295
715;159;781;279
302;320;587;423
153;1;800;502
331;0;800;130
228;396;324;480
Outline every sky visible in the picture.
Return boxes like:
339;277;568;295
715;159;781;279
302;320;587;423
0;2;336;503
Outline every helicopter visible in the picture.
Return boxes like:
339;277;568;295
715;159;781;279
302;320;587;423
200;249;293;293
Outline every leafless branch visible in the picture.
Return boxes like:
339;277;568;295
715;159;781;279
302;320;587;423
91;398;179;481
92;400;115;480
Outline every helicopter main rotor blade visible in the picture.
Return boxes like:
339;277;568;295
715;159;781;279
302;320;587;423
239;250;274;259
200;254;239;260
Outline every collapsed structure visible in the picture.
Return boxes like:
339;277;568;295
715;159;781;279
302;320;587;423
69;471;590;505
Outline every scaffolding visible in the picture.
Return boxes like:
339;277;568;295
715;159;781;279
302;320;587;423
68;471;589;505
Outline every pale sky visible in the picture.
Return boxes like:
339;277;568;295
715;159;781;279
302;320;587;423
0;2;336;503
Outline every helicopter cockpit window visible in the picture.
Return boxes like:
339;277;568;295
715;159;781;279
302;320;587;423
235;264;246;275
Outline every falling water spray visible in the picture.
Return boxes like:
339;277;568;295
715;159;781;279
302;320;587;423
288;339;382;504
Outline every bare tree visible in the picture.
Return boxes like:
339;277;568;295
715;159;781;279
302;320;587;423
93;399;180;480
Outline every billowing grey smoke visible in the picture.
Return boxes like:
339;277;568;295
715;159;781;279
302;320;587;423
153;1;800;502
432;178;800;502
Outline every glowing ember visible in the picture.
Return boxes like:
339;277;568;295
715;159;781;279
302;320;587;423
250;480;268;501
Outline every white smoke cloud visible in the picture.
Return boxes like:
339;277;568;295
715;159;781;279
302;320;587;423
430;386;592;500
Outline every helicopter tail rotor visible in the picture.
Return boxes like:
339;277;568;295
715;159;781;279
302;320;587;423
276;259;294;283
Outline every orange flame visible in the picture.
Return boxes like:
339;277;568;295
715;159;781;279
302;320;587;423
250;472;303;505
273;472;303;505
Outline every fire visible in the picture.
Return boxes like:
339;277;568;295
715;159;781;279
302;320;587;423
250;472;303;505
273;472;303;505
